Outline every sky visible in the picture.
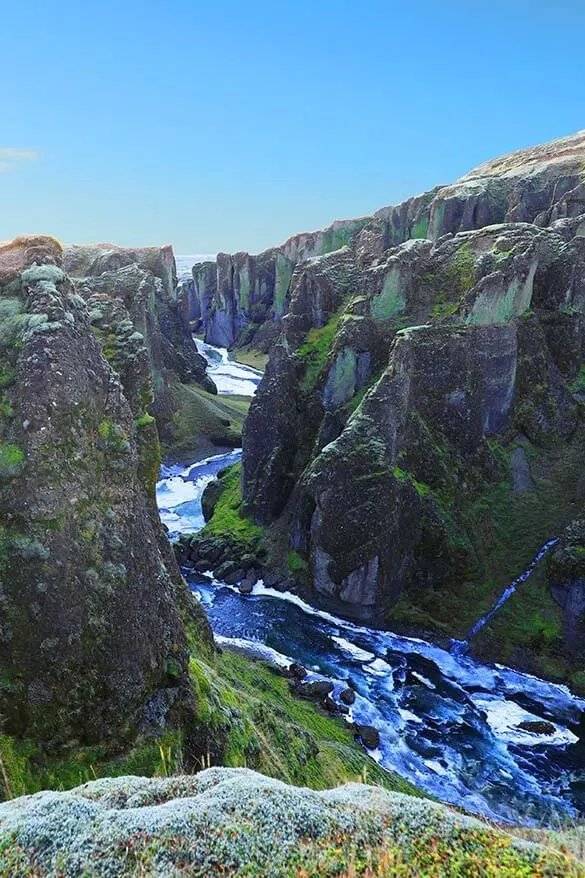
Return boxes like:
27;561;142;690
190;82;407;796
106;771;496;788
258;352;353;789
1;0;584;254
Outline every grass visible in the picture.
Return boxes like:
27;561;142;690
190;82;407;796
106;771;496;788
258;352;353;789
298;312;342;392
165;378;249;460
291;826;585;876
0;645;420;805
0;731;184;801
200;462;264;546
190;648;422;795
231;346;268;371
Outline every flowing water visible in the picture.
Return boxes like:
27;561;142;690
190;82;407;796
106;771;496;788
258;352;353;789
194;340;263;396
450;538;561;656
156;342;585;827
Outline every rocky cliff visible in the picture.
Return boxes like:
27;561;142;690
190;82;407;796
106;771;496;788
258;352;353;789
62;244;225;453
187;130;585;358
0;236;212;749
188;217;371;352
213;130;585;685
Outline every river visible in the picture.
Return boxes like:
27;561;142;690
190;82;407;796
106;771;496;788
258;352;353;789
156;341;585;827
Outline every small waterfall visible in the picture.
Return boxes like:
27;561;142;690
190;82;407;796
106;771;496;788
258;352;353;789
450;538;560;656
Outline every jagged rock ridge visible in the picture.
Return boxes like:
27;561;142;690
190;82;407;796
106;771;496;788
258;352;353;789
0;236;211;747
227;131;585;681
187;129;585;356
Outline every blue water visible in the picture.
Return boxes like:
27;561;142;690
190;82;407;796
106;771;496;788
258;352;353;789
156;343;585;827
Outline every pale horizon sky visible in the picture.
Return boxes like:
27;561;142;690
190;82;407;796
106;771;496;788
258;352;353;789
2;0;584;254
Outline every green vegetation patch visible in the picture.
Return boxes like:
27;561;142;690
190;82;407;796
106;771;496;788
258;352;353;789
298;312;342;392
201;462;264;547
287;550;309;573
0;444;25;480
569;365;585;395
0;731;184;802
190;648;420;794
166;380;248;460
387;436;584;682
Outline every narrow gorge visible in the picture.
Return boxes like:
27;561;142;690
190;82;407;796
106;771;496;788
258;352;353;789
2;131;585;875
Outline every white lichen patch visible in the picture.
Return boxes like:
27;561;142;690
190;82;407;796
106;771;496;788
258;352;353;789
0;768;558;877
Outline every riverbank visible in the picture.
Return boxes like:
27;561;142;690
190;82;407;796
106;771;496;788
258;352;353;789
157;340;585;826
159;448;585;827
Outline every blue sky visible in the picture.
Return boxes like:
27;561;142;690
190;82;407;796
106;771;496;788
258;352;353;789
2;0;584;253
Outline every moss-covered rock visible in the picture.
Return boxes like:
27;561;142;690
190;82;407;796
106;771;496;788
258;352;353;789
237;132;585;682
0;238;212;750
63;244;218;458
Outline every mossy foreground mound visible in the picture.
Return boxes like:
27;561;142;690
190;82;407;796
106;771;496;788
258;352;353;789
0;768;581;877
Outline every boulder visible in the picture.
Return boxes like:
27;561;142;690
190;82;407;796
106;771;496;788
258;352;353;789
355;725;380;750
293;680;334;701
339;688;356;706
516;720;557;735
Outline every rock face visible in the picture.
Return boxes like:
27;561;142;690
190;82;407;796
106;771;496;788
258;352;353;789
188;130;585;356
63;243;216;452
549;520;585;656
0;237;211;748
233;131;585;676
188;217;370;351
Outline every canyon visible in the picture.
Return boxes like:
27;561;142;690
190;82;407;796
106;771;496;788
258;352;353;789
2;130;585;874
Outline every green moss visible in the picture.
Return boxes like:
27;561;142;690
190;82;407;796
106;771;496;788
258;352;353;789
371;266;406;320
97;418;130;454
287;551;308;573
0;444;25;480
201;463;264;547
238;266;251;310
0;367;16;390
431;298;459;318
137;420;161;496
320;221;367;255
451;241;476;293
411;216;430;239
274;255;294;317
135;412;156;427
569;366;585;395
391;466;431;497
298;313;342;392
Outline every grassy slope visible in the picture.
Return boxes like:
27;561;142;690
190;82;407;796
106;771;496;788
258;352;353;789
191;649;420;795
0;650;419;803
388;432;585;686
231;346;269;371
164;379;249;461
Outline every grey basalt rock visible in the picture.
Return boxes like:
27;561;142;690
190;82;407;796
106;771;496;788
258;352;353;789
240;131;585;643
548;519;585;656
63;243;216;447
189;131;585;359
0;237;212;748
